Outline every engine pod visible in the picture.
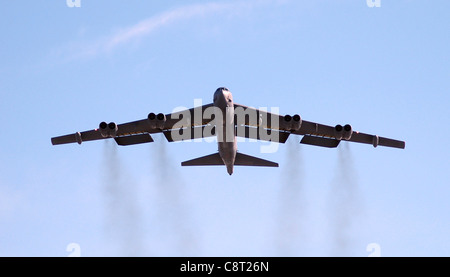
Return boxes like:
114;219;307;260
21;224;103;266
342;124;353;140
334;124;343;140
279;115;290;131
156;113;166;129
108;122;118;137
99;121;109;138
291;114;302;131
148;112;157;129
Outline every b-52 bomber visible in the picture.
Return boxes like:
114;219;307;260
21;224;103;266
51;87;405;175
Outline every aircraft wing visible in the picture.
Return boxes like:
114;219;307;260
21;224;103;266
233;103;405;149
293;120;405;149
51;103;214;146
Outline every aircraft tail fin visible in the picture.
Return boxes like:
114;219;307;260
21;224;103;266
234;152;278;167
181;153;224;166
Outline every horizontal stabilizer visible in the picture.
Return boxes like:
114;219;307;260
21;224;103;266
181;153;224;166
181;152;278;167
301;135;340;148
114;134;154;146
234;152;278;167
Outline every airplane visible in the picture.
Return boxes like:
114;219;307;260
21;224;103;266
51;87;405;175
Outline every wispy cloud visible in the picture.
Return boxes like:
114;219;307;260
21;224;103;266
58;0;277;61
105;2;235;50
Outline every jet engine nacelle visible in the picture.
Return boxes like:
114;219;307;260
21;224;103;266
343;124;352;140
282;114;302;131
291;114;302;131
99;121;118;138
148;112;166;129
334;124;352;140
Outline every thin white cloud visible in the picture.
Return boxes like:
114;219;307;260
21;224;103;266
105;2;234;50
60;0;279;61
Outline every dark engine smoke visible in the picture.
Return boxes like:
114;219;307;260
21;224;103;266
328;142;360;256
149;137;197;256
102;140;143;256
275;137;305;256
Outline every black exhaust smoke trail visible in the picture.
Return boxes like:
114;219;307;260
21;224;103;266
102;140;143;256
150;137;197;255
328;142;360;256
276;137;305;256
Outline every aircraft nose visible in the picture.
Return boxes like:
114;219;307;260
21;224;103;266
214;87;228;105
217;87;229;92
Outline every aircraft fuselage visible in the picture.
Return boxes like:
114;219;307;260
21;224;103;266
213;87;236;175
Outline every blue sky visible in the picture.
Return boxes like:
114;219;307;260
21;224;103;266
0;0;449;256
